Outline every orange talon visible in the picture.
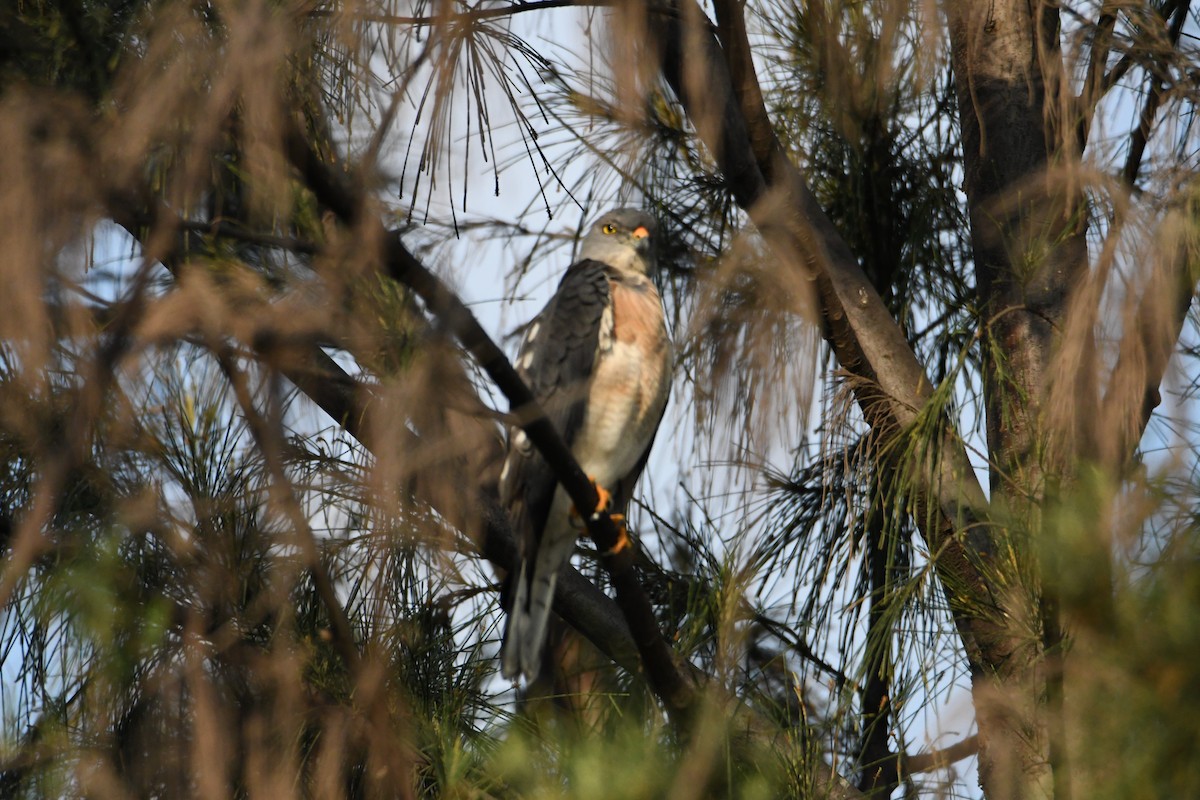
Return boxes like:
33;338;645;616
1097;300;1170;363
568;477;629;554
569;477;614;528
601;514;630;556
568;474;614;520
591;482;613;516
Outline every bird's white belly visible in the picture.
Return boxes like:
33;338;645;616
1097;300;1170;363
571;337;666;489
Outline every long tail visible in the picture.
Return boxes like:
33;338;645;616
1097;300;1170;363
501;531;575;681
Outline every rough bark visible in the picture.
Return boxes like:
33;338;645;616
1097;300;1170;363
946;3;1092;798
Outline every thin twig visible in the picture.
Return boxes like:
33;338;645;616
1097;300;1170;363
1122;0;1190;186
1077;2;1120;146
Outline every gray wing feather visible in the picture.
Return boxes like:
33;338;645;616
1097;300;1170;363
500;260;610;539
501;261;611;680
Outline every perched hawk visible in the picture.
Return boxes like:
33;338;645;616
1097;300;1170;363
500;208;673;681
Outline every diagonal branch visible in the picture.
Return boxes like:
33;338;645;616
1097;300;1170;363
859;733;981;797
284;126;697;717
654;0;996;665
307;0;607;28
107;201;649;680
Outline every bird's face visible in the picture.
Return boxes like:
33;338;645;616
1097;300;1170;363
578;208;657;276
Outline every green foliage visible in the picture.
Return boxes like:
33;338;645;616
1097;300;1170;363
1036;468;1200;800
0;0;141;97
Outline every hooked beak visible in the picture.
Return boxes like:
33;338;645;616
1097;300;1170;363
632;225;650;240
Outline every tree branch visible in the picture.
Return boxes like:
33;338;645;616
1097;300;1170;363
283;125;696;718
899;734;980;778
653;0;995;654
106;202;649;682
1121;0;1190;186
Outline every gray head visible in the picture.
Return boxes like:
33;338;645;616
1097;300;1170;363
578;207;658;275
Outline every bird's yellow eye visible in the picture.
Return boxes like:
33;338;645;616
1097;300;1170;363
602;223;617;234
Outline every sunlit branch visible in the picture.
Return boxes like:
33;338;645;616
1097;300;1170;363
859;733;981;796
898;734;980;777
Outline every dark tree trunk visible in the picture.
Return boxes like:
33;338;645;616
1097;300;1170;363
947;2;1092;797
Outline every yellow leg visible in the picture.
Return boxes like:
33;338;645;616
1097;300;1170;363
570;476;613;525
591;482;613;515
600;513;630;556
